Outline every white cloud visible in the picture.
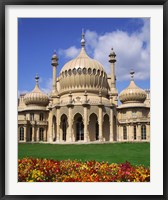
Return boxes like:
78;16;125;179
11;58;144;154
58;46;80;59
59;19;150;81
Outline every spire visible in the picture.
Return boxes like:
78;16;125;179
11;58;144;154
35;74;39;86
81;29;85;48
130;69;135;80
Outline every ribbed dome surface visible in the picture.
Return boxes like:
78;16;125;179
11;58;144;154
59;48;108;95
119;80;147;104
24;83;49;106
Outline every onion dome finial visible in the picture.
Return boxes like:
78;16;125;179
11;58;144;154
130;69;135;80
35;73;39;85
81;28;85;47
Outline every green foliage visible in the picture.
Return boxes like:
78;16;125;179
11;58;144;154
18;142;150;167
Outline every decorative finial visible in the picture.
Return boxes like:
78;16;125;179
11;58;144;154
130;69;135;80
35;74;39;85
81;29;85;47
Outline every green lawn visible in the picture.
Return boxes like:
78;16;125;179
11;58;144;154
18;142;150;167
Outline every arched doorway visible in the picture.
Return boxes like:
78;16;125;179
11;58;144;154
73;114;84;141
52;115;56;141
113;116;117;141
61;114;68;141
19;127;24;141
39;127;44;141
103;114;110;141
89;113;98;141
30;127;32;141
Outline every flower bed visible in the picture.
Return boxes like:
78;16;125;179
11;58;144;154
18;158;150;182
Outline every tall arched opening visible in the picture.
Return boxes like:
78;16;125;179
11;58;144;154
73;113;84;141
61;114;68;141
113;116;117;141
88;113;98;141
103;114;110;141
52;115;56;141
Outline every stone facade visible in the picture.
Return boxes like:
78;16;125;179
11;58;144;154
18;32;150;143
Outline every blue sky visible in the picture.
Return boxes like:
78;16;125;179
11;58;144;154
18;18;150;95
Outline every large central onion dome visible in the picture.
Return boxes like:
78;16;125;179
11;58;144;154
24;75;49;106
59;31;108;96
119;71;147;104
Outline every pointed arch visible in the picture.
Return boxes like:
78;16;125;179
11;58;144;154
52;115;56;141
103;114;110;141
60;114;68;141
88;113;98;141
73;113;84;141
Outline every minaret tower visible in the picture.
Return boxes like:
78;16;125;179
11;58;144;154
51;50;58;94
109;48;118;105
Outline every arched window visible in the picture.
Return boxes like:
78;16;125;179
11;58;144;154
30;127;32;141
134;126;136;140
40;113;44;121
88;68;92;75
62;119;67;141
20;127;24;141
123;126;127;140
93;69;96;75
76;117;84;141
77;68;82;74
83;68;86;74
141;125;146;140
30;113;34;121
39;128;44;141
73;68;77;75
68;69;72;76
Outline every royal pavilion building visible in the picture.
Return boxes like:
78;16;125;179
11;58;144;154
18;31;150;143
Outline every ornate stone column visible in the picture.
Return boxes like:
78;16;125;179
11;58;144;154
137;123;141;141
24;126;27;142
44;128;47;142
98;106;103;142
67;92;73;142
32;126;35;142
36;127;39;142
146;123;150;141
47;110;53;142
110;107;114;142
84;106;89;142
68;107;73;142
56;108;60;142
83;91;89;142
128;124;134;142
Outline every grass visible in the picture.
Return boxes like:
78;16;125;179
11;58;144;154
18;142;150;167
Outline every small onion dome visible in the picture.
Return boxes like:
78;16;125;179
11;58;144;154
119;71;147;104
24;75;49;106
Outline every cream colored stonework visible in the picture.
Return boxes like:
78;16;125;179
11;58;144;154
18;32;150;143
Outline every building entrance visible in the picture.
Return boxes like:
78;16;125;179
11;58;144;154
76;117;84;141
